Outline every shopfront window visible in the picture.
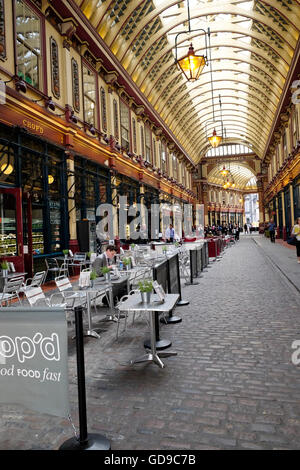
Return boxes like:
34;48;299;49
48;155;62;253
0;193;17;256
16;0;41;88
0;143;15;185
83;65;96;125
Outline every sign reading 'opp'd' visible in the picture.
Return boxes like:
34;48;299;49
0;308;70;418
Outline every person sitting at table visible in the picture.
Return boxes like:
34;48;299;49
92;245;117;276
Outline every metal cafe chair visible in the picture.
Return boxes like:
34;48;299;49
115;289;149;340
55;275;87;308
24;286;78;325
19;271;46;293
24;285;67;309
0;275;25;306
67;252;88;275
45;258;67;281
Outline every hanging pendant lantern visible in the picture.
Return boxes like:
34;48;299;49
208;129;222;148
177;44;207;82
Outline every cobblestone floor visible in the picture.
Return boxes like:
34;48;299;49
0;235;300;450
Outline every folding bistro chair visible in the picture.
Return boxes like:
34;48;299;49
19;271;46;293
0;275;25;306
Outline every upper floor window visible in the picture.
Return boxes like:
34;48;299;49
83;65;96;125
140;125;145;158
161;144;166;173
153;138;156;166
292;110;299;147
16;0;41;88
182;164;186;186
172;154;178;180
120;100;130;151
282;131;287;159
113;99;119;140
145;126;152;163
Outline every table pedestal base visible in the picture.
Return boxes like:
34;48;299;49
59;433;111;450
144;338;171;350
131;351;177;369
177;300;189;306
160;315;182;324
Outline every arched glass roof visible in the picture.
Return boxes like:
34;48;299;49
208;162;257;189
76;0;300;168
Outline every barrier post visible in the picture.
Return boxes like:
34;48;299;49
59;306;111;450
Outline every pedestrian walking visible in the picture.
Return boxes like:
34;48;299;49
268;219;276;243
291;217;300;263
244;223;248;234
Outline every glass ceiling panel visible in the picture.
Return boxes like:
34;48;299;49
78;0;300;164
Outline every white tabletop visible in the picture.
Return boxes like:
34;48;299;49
117;293;179;313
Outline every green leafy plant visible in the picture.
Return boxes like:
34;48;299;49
175;241;180;247
138;280;153;293
90;271;97;281
122;257;131;266
87;251;92;259
162;246;167;253
100;266;110;275
1;261;9;270
62;249;69;255
131;243;136;249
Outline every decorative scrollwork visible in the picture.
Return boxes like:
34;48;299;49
71;58;80;112
0;0;6;60
50;37;60;99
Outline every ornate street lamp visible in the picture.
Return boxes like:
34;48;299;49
174;0;209;82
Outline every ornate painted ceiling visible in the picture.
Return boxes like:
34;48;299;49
75;0;300;188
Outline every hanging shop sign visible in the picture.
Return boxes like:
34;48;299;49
0;307;69;418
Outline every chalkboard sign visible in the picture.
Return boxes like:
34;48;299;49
153;259;168;293
167;254;180;294
196;246;202;275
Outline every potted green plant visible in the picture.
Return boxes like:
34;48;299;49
101;266;111;281
1;260;9;277
162;246;167;256
90;270;97;287
62;249;69;260
138;279;153;303
175;241;180;248
130;243;136;251
122;257;131;270
87;251;92;259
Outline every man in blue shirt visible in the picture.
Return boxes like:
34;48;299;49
268;219;276;243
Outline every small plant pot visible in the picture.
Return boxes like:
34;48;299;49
90;280;94;288
2;269;8;277
104;273;111;282
140;291;151;303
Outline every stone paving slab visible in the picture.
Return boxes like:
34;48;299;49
0;236;300;450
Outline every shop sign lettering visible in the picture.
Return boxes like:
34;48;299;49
22;119;44;134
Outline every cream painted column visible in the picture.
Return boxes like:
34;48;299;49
61;41;73;107
67;157;76;243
